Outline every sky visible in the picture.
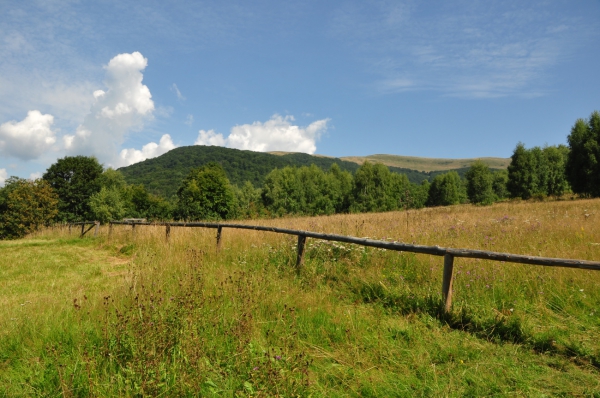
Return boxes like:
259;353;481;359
1;0;599;185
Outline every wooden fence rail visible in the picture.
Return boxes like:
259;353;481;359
107;220;600;313
68;221;99;238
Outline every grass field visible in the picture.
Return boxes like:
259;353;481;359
1;199;599;396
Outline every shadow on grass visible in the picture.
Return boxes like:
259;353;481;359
351;280;600;369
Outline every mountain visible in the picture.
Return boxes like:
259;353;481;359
118;146;508;198
339;154;510;172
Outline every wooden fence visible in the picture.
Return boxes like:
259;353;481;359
68;221;100;238
107;220;600;313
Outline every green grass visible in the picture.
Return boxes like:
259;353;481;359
1;202;600;396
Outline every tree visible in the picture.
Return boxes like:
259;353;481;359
43;156;104;221
235;181;264;219
566;111;600;197
507;143;539;199
89;186;127;224
465;161;495;205
492;170;509;200
543;145;570;197
350;162;398;213
426;171;464;206
175;162;236;221
0;177;59;239
261;167;305;216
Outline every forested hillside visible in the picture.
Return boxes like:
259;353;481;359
117;146;439;197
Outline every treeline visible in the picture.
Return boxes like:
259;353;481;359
117;145;454;198
1;110;599;239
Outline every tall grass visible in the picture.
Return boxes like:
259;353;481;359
1;199;599;396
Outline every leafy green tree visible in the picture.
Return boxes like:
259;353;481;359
175;162;236;221
261;167;304;216
543;145;570;197
0;177;59;239
89;186;127;223
426;171;464;206
465;161;496;205
127;184;173;221
566;111;600;197
405;180;430;209
350;162;396;213
507;143;539;199
492;170;509;200
43;156;104;221
329;163;353;213
234;181;264;219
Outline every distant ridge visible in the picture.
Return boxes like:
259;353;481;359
339;154;510;172
119;146;508;198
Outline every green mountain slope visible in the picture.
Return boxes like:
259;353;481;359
118;146;502;198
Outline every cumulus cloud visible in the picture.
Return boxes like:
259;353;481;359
0;110;57;160
194;115;329;154
0;168;7;187
117;134;176;167
64;51;155;163
29;171;42;180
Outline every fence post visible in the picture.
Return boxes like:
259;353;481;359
166;224;171;242
296;235;307;274
216;226;223;251
80;223;85;238
132;223;136;238
94;221;99;237
442;253;455;313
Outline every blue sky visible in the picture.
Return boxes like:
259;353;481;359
1;0;599;184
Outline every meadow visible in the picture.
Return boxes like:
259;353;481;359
1;198;599;396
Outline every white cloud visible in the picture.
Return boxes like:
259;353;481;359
0;110;57;160
171;84;185;101
117;134;176;167
64;51;155;163
0;168;7;187
194;115;329;154
29;171;42;180
185;114;194;126
195;129;227;147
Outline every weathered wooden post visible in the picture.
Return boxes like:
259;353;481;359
132;222;136;238
80;223;85;238
165;224;171;242
216;226;223;251
296;234;307;274
94;221;99;237
442;253;455;313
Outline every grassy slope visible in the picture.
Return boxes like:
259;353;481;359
340;154;510;172
1;199;599;396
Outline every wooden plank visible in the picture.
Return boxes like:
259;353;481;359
296;235;307;274
216;226;223;251
107;220;600;270
442;253;455;313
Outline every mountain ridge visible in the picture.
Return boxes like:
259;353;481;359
119;146;508;198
